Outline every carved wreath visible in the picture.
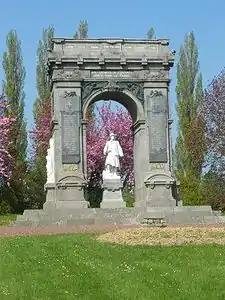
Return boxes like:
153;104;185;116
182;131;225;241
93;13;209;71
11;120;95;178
82;81;144;105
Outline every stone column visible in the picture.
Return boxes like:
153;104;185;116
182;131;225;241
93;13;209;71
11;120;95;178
45;81;87;210
81;119;88;180
133;120;148;208
144;81;176;207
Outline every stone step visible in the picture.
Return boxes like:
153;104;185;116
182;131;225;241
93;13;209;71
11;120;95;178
10;206;225;227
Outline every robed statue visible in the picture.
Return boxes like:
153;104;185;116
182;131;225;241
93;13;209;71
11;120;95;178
103;133;123;179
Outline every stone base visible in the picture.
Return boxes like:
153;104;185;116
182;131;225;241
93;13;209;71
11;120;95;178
45;179;88;209
101;178;125;208
145;172;177;207
44;200;88;210
11;205;225;227
101;190;125;208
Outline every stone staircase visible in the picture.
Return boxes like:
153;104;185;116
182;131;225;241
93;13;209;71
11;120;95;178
10;205;225;227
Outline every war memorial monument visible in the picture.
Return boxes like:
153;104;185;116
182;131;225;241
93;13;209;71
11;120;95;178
13;37;225;226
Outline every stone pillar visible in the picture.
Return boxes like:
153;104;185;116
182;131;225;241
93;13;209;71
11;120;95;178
133;120;148;208
101;179;125;208
144;81;176;207
45;81;88;210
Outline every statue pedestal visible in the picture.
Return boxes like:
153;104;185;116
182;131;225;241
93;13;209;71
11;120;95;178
101;178;125;208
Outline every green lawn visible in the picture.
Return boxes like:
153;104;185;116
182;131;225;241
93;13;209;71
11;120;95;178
1;234;225;300
0;214;17;226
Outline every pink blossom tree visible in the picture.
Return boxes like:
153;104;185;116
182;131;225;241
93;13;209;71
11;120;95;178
30;99;134;206
30;97;52;157
86;101;134;190
0;96;16;180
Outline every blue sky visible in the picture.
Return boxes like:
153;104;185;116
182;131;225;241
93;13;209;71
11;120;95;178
0;0;224;145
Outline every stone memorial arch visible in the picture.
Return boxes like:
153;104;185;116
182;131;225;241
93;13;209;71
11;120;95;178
45;38;177;209
13;38;223;227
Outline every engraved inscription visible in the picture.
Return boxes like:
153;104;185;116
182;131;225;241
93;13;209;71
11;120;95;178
148;90;168;162
63;164;78;171
61;112;80;164
91;71;133;79
150;163;166;170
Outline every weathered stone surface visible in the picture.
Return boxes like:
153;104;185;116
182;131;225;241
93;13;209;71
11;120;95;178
147;90;168;162
11;206;225;227
44;37;178;210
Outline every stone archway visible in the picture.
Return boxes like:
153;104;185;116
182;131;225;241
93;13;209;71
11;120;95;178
45;38;176;209
82;88;145;207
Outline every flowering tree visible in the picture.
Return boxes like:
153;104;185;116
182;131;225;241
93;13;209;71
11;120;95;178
29;99;134;208
86;101;134;190
0;96;16;179
204;68;225;178
30;97;51;156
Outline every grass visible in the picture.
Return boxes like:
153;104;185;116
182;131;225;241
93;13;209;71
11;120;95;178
0;214;17;226
1;233;225;300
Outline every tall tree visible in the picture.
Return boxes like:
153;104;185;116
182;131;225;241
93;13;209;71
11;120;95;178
0;96;16;214
147;28;155;39
73;20;95;121
204;68;225;178
73;20;88;39
2;30;27;213
0;96;16;179
174;31;205;205
201;68;225;212
27;26;54;209
34;25;54;121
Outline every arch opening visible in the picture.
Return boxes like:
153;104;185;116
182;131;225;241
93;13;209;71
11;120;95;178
83;90;144;123
83;90;142;208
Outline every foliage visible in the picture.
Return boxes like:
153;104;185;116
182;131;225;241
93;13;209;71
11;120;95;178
31;97;52;156
73;20;95;122
122;184;135;207
0;96;16;179
203;68;225;179
0;97;16;214
0;214;17;225
201;171;225;212
27;96;51;209
33;26;54;121
1;234;225;299
27;26;55;210
1;30;27;213
86;102;134;191
73;20;88;39
174;31;206;205
147;27;155;39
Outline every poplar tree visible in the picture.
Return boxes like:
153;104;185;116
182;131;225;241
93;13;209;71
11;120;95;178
34;25;54;121
174;31;205;205
73;20;95;121
73;20;88;39
27;26;54;209
2;30;27;212
147;28;155;39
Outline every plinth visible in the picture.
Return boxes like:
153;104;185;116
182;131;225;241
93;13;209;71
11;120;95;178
101;171;125;208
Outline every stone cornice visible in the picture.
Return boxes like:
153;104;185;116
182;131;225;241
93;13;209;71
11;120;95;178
51;38;170;45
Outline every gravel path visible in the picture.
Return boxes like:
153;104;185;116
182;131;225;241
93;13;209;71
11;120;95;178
0;224;141;238
0;223;224;238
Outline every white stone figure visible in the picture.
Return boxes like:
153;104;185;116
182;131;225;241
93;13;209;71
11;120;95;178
46;137;55;184
103;133;123;179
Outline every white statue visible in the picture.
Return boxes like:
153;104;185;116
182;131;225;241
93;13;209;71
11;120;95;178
103;133;123;179
46;137;55;184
